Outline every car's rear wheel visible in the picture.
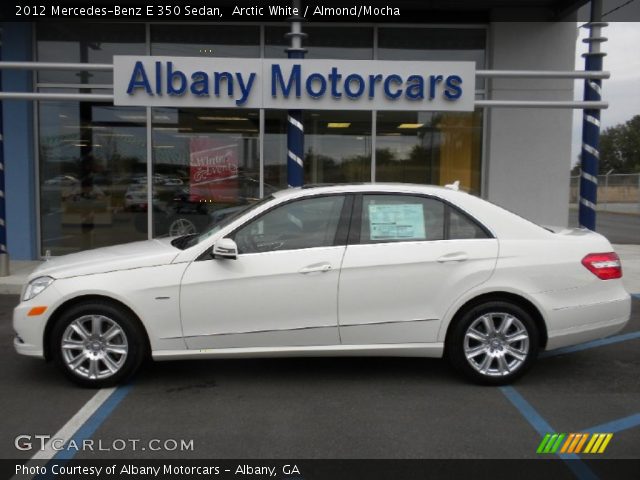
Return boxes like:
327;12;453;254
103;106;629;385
447;301;539;385
51;301;147;388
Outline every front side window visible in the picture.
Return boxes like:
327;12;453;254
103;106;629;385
234;195;346;254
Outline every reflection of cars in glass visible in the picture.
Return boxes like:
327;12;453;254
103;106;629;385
44;175;79;187
136;179;277;237
163;178;184;186
13;184;631;388
124;184;157;211
164;203;246;237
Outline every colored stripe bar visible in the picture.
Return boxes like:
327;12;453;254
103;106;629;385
598;434;613;453
537;433;552;453
583;434;599;454
574;433;589;453
550;433;566;453
500;387;598;480
560;433;576;453
544;433;559;453
590;434;607;453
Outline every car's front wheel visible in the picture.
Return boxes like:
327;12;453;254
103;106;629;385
51;301;147;388
447;301;539;385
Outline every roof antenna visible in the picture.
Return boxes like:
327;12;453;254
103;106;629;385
444;180;460;191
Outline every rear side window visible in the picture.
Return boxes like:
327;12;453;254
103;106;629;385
357;194;490;244
448;207;490;239
360;195;445;243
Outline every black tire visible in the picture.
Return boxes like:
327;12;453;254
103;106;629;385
446;301;539;386
50;301;148;388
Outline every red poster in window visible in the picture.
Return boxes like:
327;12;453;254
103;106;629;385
189;137;239;202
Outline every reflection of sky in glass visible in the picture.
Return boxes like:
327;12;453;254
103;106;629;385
37;24;145;84
151;25;260;58
265;26;374;60
39;102;146;165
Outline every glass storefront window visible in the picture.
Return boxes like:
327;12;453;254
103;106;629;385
151;25;260;57
265;26;373;59
377;27;486;66
378;27;486;89
36;23;145;85
150;108;260;237
265;110;372;189
34;23;486;255
39;97;148;255
375;111;483;195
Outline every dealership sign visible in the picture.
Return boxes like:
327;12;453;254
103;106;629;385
113;56;475;111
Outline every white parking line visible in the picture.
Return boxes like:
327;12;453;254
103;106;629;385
32;387;117;460
13;387;116;479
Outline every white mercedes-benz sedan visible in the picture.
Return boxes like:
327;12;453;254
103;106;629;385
14;184;631;387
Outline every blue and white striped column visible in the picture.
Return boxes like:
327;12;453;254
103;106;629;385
287;107;304;187
0;30;8;276
578;5;607;231
285;3;306;188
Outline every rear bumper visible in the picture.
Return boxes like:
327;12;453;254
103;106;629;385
542;294;631;351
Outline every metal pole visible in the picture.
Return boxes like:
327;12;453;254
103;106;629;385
0;29;9;276
637;173;640;214
286;0;306;188
603;168;613;211
579;0;607;231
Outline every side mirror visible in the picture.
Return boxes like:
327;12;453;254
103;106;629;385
212;238;238;260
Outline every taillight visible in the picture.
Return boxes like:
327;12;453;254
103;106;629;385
581;252;622;280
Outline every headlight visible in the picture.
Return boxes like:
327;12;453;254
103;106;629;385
23;276;54;302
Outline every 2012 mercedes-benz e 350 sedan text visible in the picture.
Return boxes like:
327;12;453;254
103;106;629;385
14;184;631;387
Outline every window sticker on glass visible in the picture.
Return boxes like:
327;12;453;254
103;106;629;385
368;204;426;240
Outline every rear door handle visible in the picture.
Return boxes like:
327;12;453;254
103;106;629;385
437;252;468;263
299;263;333;274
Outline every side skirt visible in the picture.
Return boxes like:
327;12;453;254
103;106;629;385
152;343;444;361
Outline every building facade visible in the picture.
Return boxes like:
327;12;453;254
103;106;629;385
1;20;577;260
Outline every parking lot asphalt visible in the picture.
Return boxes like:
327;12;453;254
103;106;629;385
568;210;640;245
1;295;639;465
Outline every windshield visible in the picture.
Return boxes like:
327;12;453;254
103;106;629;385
172;195;275;250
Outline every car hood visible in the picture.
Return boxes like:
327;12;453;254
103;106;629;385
30;238;181;280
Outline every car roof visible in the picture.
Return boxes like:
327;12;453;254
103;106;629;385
271;183;455;199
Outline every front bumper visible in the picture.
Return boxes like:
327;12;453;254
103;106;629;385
12;285;62;360
13;335;43;357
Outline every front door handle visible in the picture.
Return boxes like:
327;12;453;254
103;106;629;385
437;252;468;263
299;263;333;274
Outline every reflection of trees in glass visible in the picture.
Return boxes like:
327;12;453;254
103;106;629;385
375;146;438;185
304;151;370;184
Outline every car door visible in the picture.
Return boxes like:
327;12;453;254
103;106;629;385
338;193;498;345
180;194;351;350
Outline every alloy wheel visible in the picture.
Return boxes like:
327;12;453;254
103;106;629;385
463;312;530;377
61;315;129;380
